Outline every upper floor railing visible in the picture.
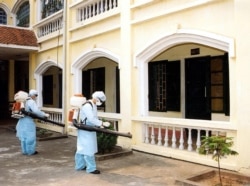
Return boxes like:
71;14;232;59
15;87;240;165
34;11;63;38
76;0;118;22
34;0;119;39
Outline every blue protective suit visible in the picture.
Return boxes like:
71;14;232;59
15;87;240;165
75;100;102;173
16;98;46;155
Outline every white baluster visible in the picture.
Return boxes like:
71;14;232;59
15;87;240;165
92;4;96;17
151;125;155;145
144;123;149;144
43;26;45;36
49;23;51;33
56;19;58;30
215;131;219;136
84;7;87;20
109;0;112;9
97;1;100;14
172;127;176;148
42;26;45;36
87;5;90;19
52;22;54;32
100;0;104;13
56;113;59;122
46;25;48;35
157;126;162;146
104;0;108;11
206;130;209;137
44;26;47;35
164;127;169;147
188;128;193;151
79;8;83;21
57;19;60;30
93;4;96;16
179;128;184;150
196;129;201;152
77;8;80;21
113;0;117;7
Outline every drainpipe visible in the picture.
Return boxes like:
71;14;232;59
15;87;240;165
62;0;67;134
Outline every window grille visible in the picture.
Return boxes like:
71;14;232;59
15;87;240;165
0;8;7;25
16;2;30;27
41;0;64;19
148;60;181;112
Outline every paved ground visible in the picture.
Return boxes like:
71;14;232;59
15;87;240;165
0;119;213;186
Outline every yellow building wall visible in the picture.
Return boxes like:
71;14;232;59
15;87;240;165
7;0;250;173
233;0;250;174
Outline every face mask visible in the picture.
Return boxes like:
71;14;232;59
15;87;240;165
96;99;102;106
32;95;37;101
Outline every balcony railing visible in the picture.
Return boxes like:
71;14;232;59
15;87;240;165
37;16;63;38
144;123;225;151
34;11;63;38
132;116;238;169
76;0;118;22
36;107;238;169
37;107;64;133
38;108;121;135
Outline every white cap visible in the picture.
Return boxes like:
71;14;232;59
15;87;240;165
92;91;106;102
29;89;38;97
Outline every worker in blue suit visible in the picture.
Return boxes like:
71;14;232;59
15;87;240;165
75;91;110;174
16;89;49;155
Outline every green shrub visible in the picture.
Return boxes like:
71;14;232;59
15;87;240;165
97;123;118;154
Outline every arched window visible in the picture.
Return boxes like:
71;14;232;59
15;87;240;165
0;8;7;24
41;0;63;19
16;2;30;27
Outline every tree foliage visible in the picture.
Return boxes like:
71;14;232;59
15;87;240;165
199;136;238;161
199;135;238;186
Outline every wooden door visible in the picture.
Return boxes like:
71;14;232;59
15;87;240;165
185;56;211;120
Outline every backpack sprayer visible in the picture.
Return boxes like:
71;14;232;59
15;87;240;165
68;94;132;138
11;92;132;138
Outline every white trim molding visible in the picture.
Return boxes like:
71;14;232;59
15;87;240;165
71;48;120;94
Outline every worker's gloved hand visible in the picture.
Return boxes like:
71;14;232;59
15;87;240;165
102;122;110;128
44;113;50;118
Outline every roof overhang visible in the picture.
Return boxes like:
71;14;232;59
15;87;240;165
0;44;38;61
0;25;38;61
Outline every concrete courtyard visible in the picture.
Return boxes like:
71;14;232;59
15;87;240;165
0;120;214;186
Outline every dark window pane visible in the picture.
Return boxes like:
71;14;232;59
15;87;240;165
210;53;230;115
166;61;180;111
16;2;30;27
41;0;64;19
0;8;7;24
43;75;53;105
148;60;180;112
